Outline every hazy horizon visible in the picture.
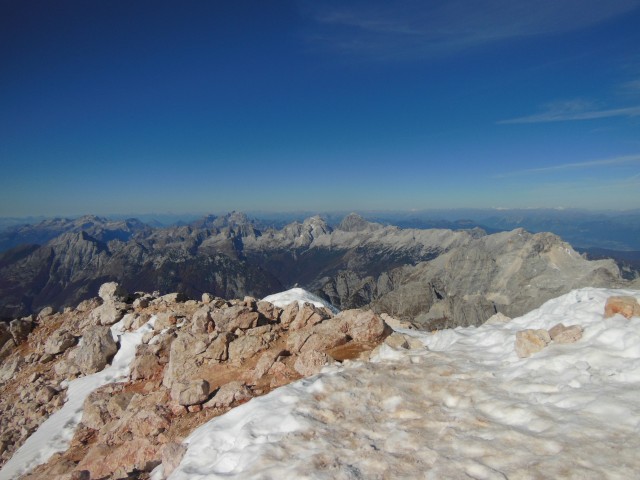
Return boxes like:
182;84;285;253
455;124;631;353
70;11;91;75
2;1;640;216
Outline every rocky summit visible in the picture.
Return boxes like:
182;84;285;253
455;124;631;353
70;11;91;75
0;282;392;479
0;213;631;331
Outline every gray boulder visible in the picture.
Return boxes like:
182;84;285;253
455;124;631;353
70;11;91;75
74;326;118;374
44;329;76;355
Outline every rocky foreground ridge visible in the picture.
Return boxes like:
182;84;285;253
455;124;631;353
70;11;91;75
0;282;395;479
0;212;631;330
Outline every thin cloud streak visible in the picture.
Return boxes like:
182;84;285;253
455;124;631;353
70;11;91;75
299;0;640;60
498;105;640;124
494;154;640;178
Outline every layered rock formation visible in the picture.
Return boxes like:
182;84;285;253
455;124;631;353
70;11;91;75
0;213;626;330
0;283;391;479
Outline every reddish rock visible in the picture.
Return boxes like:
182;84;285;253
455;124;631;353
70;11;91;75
162;442;187;478
171;379;210;406
604;296;640;319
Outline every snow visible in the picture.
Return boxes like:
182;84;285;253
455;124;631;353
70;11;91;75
167;288;640;479
262;287;340;314
0;317;156;480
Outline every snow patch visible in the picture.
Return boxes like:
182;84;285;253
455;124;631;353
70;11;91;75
262;287;339;314
167;288;640;479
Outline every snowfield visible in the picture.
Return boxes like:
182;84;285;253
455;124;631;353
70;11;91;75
165;288;640;479
262;287;340;314
0;317;156;480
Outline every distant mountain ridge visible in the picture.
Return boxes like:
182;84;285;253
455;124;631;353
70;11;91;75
0;212;632;330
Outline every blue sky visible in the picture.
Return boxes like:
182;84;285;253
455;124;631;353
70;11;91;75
1;0;640;216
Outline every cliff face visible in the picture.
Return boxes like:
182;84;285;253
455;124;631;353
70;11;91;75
0;213;625;328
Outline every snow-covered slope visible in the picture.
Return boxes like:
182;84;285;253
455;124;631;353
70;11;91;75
262;287;340;314
166;288;640;479
0;317;156;480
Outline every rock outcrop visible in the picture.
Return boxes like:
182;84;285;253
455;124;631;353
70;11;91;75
0;282;391;478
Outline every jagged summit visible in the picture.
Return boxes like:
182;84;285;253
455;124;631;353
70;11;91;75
337;213;381;232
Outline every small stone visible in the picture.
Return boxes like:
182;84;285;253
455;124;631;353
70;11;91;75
550;324;584;344
38;306;55;319
133;297;149;309
384;332;410;349
515;329;551;358
188;404;202;413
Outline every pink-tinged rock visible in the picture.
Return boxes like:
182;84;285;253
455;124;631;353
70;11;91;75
204;381;253;409
280;302;300;328
191;306;213;334
130;351;161;380
287;325;350;354
213;305;265;332
549;323;584;344
228;333;269;361
257;301;283;322
294;350;333;377
171;379;210;406
288;302;330;331
339;309;392;344
250;349;285;384
169;403;187;416
268;361;299;389
604;296;640;319
515;329;551;358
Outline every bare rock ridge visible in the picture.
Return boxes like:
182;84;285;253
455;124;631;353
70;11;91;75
0;213;626;329
0;283;392;478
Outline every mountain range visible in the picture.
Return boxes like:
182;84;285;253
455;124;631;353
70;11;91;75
1;212;634;329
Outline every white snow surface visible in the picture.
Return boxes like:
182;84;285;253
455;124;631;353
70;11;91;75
168;288;640;479
0;317;156;480
262;287;340;314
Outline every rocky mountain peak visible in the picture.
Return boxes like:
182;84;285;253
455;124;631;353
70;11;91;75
337;213;380;232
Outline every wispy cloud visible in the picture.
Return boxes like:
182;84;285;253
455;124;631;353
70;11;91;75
298;0;640;60
498;103;640;124
495;154;640;178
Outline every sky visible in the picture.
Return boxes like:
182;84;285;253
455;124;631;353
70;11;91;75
1;0;640;216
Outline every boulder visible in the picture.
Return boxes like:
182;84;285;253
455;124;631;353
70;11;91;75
294;350;332;376
212;305;264;332
74;326;118;374
38;306;56;319
162;332;209;388
250;349;285;384
91;300;127;326
549;323;583;344
228;334;269;361
98;282;128;302
202;292;214;304
204;381;252;409
171;379;210;406
202;332;233;362
77;297;102;312
515;329;551;358
338;309;392;344
130;351;161;381
280;302;300;328
191;306;213;334
257;301;282;322
288;302;330;331
82;390;111;430
384;332;410;349
44;329;76;355
604;296;640;319
286;325;349;354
